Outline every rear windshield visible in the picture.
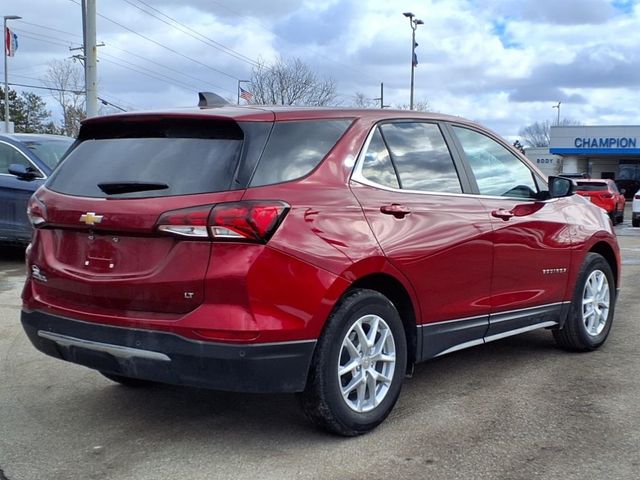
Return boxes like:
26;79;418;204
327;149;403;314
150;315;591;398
576;182;608;191
47;119;243;198
21;137;74;169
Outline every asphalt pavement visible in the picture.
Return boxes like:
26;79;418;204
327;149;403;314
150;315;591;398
1;218;639;480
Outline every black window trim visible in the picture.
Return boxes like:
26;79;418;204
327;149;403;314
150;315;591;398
351;119;474;196
442;122;549;202
247;117;356;189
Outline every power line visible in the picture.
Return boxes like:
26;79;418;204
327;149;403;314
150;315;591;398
122;0;260;68
14;20;80;38
16;29;224;96
67;0;240;89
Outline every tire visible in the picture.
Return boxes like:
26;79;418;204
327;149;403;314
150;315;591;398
100;371;156;387
609;208;619;224
617;208;624;224
300;289;407;436
633;217;640;228
553;253;615;351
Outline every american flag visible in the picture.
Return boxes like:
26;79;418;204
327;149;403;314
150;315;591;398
5;27;18;57
239;87;253;102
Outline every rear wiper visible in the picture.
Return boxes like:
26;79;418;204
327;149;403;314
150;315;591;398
97;181;169;195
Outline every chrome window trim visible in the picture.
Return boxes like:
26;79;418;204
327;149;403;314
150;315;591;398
350;123;560;203
0;140;47;179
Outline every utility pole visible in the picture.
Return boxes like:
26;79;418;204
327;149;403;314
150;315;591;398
552;101;561;125
83;0;98;117
373;83;389;109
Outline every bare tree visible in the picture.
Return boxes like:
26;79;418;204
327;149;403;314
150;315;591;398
394;99;431;112
43;59;85;137
250;57;337;107
519;118;581;148
352;92;377;109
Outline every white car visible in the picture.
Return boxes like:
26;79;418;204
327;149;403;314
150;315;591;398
633;192;640;227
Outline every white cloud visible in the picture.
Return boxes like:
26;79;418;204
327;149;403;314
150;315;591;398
5;0;640;138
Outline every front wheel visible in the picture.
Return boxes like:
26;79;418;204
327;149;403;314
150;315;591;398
300;289;407;436
553;253;615;351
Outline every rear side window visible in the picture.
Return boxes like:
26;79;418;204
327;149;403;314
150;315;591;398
249;119;351;187
47;119;243;198
361;129;400;189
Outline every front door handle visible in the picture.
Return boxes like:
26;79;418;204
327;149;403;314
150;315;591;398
491;209;514;221
381;204;411;219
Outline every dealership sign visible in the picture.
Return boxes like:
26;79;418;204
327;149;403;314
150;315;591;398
573;137;637;149
550;126;640;155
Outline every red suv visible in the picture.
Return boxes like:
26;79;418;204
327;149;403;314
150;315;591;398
21;103;620;436
575;179;626;224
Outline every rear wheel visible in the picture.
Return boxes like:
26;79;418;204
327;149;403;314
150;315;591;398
300;289;407;436
553;253;615;351
633;217;639;228
100;371;156;387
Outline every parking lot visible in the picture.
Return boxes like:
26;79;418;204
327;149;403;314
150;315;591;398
1;217;639;480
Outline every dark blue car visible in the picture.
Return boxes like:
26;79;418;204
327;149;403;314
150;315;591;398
0;133;74;245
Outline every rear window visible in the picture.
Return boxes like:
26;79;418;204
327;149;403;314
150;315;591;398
249;119;352;187
576;182;608;191
47;119;244;198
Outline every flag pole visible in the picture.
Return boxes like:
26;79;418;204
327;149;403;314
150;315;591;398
4;15;22;133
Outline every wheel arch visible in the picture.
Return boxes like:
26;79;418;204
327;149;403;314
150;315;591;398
346;273;419;371
589;241;619;289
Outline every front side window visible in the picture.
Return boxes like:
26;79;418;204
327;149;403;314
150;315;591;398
0;142;32;175
452;126;538;198
378;122;462;193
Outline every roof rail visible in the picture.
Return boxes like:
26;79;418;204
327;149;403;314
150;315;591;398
198;92;230;108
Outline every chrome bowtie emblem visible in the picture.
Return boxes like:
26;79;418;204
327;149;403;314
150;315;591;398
79;212;103;225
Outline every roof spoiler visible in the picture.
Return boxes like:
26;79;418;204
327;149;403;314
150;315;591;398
198;92;230;108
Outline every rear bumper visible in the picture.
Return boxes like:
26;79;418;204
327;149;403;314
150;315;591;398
21;309;316;393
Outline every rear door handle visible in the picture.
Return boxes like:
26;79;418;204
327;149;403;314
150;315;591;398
491;209;514;220
381;204;411;219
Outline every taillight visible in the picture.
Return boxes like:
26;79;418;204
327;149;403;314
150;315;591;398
27;196;47;227
210;201;289;242
157;201;289;242
157;205;212;238
635;194;640;200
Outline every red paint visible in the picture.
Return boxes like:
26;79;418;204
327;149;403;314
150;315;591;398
22;107;621;348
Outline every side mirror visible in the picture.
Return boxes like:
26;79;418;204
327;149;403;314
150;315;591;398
548;176;574;198
8;163;40;180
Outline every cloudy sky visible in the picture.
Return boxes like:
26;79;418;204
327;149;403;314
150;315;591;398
3;0;640;139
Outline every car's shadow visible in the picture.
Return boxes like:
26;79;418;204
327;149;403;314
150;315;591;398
41;328;563;441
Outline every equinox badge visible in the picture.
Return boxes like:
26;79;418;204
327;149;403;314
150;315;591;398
79;212;103;225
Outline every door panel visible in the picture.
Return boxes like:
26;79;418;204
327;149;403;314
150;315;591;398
448;125;572;334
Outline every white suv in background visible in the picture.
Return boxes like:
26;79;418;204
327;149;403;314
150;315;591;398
633;192;640;227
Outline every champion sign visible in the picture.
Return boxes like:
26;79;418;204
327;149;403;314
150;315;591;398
574;137;637;149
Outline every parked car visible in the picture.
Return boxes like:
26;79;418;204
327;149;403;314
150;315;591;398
20;103;621;436
632;192;640;227
615;179;640;200
0;133;74;244
574;179;626;224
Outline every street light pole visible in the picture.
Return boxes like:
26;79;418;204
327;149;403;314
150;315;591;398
3;15;21;133
403;12;423;110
